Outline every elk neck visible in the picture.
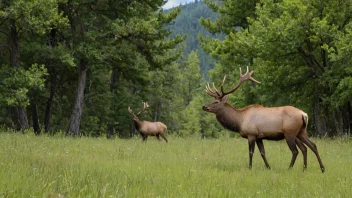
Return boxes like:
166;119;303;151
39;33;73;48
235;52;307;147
133;118;142;130
215;103;243;133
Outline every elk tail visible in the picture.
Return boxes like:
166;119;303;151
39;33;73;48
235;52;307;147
302;112;308;127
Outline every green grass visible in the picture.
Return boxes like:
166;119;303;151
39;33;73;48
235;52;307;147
0;132;351;197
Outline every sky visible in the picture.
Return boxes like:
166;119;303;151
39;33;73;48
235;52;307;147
162;0;195;9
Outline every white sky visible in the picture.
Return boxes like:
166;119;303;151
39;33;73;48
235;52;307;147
162;0;195;9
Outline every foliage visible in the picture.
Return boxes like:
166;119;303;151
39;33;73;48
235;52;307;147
175;51;223;138
201;0;259;33
0;64;47;107
0;0;68;33
179;94;223;138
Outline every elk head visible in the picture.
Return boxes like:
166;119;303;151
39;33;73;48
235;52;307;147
202;67;260;114
128;101;149;120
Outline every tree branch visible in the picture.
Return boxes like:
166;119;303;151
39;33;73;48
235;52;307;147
312;55;325;72
0;17;9;27
0;30;9;37
297;47;315;73
0;44;9;48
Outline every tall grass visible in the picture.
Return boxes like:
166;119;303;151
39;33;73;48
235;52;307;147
0;132;351;197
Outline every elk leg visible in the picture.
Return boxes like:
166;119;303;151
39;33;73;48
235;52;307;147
142;135;148;142
256;139;271;169
156;134;161;141
247;136;256;169
298;135;325;173
160;134;168;143
295;138;307;171
285;136;299;169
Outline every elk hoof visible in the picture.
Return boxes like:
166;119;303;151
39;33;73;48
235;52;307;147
321;167;325;173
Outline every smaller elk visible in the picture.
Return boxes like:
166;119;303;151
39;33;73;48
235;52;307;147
128;102;168;143
203;67;325;172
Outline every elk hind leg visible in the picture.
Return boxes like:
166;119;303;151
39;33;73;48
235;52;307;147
297;134;325;173
285;136;299;169
160;134;168;143
295;138;307;171
256;139;271;169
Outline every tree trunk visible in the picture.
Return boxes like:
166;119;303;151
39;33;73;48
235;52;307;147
333;108;343;136
13;107;29;131
44;29;58;133
107;67;119;138
313;98;327;136
9;18;29;131
31;102;40;135
154;101;161;122
44;69;58;133
347;102;352;135
130;124;135;138
67;60;89;136
342;102;352;135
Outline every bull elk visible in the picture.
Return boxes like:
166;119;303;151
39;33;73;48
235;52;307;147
202;67;325;172
128;102;168;143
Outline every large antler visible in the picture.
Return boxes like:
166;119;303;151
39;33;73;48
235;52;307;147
205;66;260;98
128;102;149;117
136;102;149;116
128;106;136;116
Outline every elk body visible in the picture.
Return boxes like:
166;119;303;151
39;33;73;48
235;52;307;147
202;67;325;172
128;102;168;143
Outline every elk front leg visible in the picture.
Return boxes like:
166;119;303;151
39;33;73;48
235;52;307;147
247;136;256;169
142;135;148;142
256;139;271;169
160;134;168;143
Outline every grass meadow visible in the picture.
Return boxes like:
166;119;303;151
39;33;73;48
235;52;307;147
0;132;351;198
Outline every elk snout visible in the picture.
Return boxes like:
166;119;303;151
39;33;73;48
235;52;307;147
202;106;209;111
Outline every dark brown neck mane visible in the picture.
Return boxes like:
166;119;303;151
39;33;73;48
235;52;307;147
215;104;242;133
133;119;142;130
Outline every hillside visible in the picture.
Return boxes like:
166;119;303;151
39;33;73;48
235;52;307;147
166;0;223;78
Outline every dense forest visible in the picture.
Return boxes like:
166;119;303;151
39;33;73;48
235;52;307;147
0;0;351;138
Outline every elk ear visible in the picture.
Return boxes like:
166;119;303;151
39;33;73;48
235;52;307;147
221;95;229;103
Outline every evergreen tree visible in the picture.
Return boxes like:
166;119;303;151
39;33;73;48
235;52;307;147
167;0;223;78
176;50;222;137
180;51;202;105
0;0;67;132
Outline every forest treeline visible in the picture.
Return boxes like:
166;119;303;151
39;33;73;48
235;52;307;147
0;0;351;138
